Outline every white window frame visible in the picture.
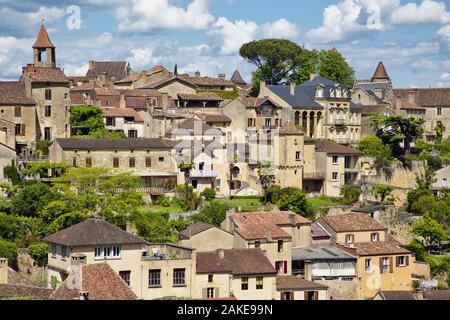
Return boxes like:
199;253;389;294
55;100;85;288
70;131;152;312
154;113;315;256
332;156;339;165
397;256;406;267
443;178;448;188
381;257;389;274
332;172;339;181
365;259;371;273
345;234;354;244
94;246;121;260
51;244;57;257
371;233;379;242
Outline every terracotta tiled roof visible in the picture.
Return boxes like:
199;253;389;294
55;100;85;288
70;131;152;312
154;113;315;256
169;118;223;136
85;61;128;81
148;65;168;75
195;112;231;123
101;107;144;122
338;241;411;256
42;219;146;246
25;67;69;83
0;284;53;299
314;140;362;155
423;290;450;300
231;70;247;85
230;211;311;241
276;275;328;291
279;121;303;135
33;23;55;49
179;75;235;87
0;81;35;106
179;222;214;240
319;213;386;233
377;291;416;300
7;267;37;287
71;82;99;91
311;221;331;239
51;263;137;300
178;93;223;101
196;249;277;275
372;61;390;80
142;75;197;90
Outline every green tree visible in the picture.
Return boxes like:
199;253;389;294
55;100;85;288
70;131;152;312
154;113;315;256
290;49;320;84
250;67;264;97
277;190;310;217
318;48;355;87
240;39;304;85
258;161;276;203
357;136;393;168
372;184;394;203
132;210;178;243
11;183;57;217
3;165;22;186
370;115;424;159
435;121;446;143
26;242;48;267
36;139;52;156
339;186;361;205
412;214;448;249
70;105;106;137
200;188;216;201
405;239;426;262
193;200;231;227
0;239;17;267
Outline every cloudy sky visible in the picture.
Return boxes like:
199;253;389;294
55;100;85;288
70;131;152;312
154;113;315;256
1;0;450;87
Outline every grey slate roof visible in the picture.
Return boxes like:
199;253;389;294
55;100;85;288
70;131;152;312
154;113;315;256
85;61;128;82
292;245;356;261
268;85;323;109
179;222;214;239
54;138;171;151
43;219;146;246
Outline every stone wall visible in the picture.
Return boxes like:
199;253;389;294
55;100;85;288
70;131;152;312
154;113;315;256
17;249;46;286
316;279;361;300
375;209;421;245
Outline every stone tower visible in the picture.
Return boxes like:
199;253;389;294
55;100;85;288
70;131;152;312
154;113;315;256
32;21;56;68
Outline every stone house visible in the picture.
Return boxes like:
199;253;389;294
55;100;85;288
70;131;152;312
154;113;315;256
19;23;71;146
102;107;145;138
315;213;413;299
195;249;277;300
276;275;328;300
221;211;312;275
0;82;37;153
260;75;362;145
179;222;235;252
49;138;178;193
0;142;16;183
431;164;450;192
85;60;130;83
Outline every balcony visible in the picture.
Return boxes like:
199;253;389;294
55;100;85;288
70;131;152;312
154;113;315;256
344;168;361;174
190;170;218;178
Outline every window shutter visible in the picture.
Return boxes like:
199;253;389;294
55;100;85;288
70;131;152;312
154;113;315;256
284;261;288;274
389;257;394;273
379;257;383;274
202;288;207;299
290;292;295;300
281;292;285;301
21;124;26;135
314;291;319;300
396;256;399;267
406;256;410;266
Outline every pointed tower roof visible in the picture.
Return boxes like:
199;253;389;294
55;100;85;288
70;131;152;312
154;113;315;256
231;70;246;85
371;61;390;81
33;21;55;49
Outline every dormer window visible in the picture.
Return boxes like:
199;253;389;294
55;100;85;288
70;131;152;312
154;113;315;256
315;85;324;98
330;89;335;98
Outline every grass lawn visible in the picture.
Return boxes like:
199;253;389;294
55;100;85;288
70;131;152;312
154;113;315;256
218;198;263;211
308;197;338;207
142;204;185;214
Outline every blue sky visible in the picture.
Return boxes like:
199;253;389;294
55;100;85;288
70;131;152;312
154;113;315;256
1;0;450;88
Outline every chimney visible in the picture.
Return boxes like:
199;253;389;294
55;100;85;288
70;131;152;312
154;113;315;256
195;71;201;77
310;73;317;81
71;254;87;269
290;83;296;96
26;64;36;74
304;260;313;281
218;74;226;79
415;288;424;300
89;60;95;70
0;258;8;284
80;291;90;300
218;249;225;259
288;212;296;226
119;94;126;108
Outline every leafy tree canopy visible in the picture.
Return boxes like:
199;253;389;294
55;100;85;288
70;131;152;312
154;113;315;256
357;136;393;168
27;242;48;267
412;214;449;248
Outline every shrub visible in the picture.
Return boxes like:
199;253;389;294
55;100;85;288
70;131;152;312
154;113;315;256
27;242;48;267
193;200;231;226
278;190;310;217
155;196;171;208
339;186;361;205
0;239;17;267
266;185;281;204
405;239;426;262
3;165;21;186
200;188;216;200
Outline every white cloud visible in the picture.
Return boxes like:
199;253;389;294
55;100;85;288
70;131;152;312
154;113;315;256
438;24;450;44
391;0;450;25
116;0;215;33
0;36;33;78
260;18;299;39
308;0;450;43
208;17;258;55
127;47;157;70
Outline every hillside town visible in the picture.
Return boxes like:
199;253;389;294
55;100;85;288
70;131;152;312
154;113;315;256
0;23;449;301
